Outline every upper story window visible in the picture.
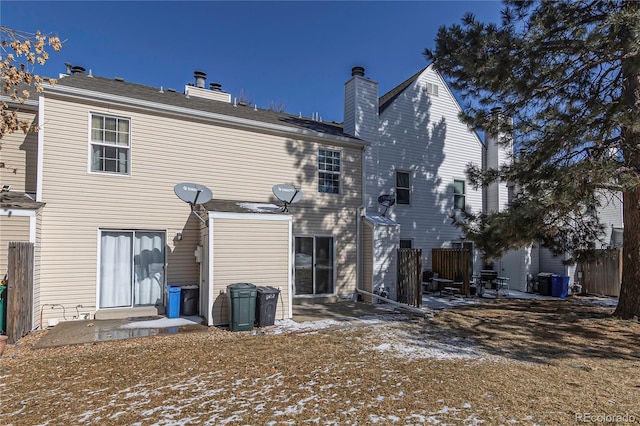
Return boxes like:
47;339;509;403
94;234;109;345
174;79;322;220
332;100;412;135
396;171;410;204
427;82;439;97
90;113;130;175
454;179;466;210
318;148;340;194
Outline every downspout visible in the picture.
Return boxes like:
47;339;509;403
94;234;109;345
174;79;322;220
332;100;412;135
356;145;367;297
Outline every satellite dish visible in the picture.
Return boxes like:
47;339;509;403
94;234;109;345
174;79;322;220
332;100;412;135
174;182;213;205
272;184;302;212
377;194;396;217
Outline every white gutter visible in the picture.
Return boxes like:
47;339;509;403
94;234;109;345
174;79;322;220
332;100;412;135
0;96;39;107
44;84;370;149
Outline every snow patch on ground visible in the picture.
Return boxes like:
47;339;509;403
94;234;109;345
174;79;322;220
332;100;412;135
119;316;202;329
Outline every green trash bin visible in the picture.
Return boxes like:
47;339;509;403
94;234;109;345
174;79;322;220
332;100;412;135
227;283;257;332
0;285;7;334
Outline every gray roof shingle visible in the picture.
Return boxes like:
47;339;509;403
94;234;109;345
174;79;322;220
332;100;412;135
49;74;351;139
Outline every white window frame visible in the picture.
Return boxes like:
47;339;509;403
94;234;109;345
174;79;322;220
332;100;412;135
318;148;341;194
88;112;131;176
294;234;337;297
96;229;166;310
454;179;466;210
427;82;439;97
396;170;411;205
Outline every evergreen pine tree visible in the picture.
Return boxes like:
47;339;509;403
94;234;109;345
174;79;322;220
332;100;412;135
426;0;640;318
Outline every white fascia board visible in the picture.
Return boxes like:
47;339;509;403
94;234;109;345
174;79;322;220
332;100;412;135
0;208;36;217
0;95;39;108
44;85;369;148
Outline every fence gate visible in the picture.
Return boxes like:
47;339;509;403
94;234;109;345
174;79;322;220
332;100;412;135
397;248;422;307
578;249;621;297
431;248;470;296
6;242;34;344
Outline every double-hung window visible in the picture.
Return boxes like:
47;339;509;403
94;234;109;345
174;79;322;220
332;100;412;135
454;179;466;210
396;171;411;204
318;149;340;194
90;113;130;175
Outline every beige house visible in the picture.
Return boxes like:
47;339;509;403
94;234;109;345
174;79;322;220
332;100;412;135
0;102;43;298
2;67;368;329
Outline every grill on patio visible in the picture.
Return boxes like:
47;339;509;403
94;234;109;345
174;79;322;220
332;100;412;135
480;270;498;288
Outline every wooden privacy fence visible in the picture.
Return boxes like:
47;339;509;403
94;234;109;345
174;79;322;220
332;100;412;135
432;248;470;296
397;248;422;307
6;242;34;344
578;249;621;297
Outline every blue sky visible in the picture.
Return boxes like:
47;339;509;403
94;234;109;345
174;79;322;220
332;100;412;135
1;1;503;122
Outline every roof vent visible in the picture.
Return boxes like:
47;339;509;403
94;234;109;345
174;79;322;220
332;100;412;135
167;88;176;92
114;77;124;82
194;71;206;88
64;62;72;74
351;66;365;77
210;82;222;91
71;65;86;75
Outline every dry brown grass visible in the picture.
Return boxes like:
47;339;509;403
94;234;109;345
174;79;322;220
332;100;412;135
1;299;639;425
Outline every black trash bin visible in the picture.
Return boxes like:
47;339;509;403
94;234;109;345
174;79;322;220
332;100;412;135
227;283;257;332
537;273;553;296
255;286;280;327
180;285;199;316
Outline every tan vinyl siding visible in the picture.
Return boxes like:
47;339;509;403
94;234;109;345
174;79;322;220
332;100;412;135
39;96;361;322
211;217;290;326
0;214;30;274
0;111;38;193
291;206;358;298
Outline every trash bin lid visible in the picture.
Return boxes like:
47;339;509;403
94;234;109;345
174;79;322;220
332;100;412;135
180;285;199;290
257;286;280;293
228;283;257;290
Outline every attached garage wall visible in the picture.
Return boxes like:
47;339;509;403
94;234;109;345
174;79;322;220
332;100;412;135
211;214;291;326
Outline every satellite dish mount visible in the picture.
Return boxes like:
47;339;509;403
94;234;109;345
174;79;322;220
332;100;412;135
377;194;396;217
174;182;213;227
272;184;302;213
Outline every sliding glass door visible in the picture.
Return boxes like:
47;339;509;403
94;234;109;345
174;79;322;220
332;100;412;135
294;236;334;296
99;230;166;308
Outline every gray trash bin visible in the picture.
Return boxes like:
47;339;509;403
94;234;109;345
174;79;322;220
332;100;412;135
180;285;199;316
255;286;280;327
537;273;553;296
